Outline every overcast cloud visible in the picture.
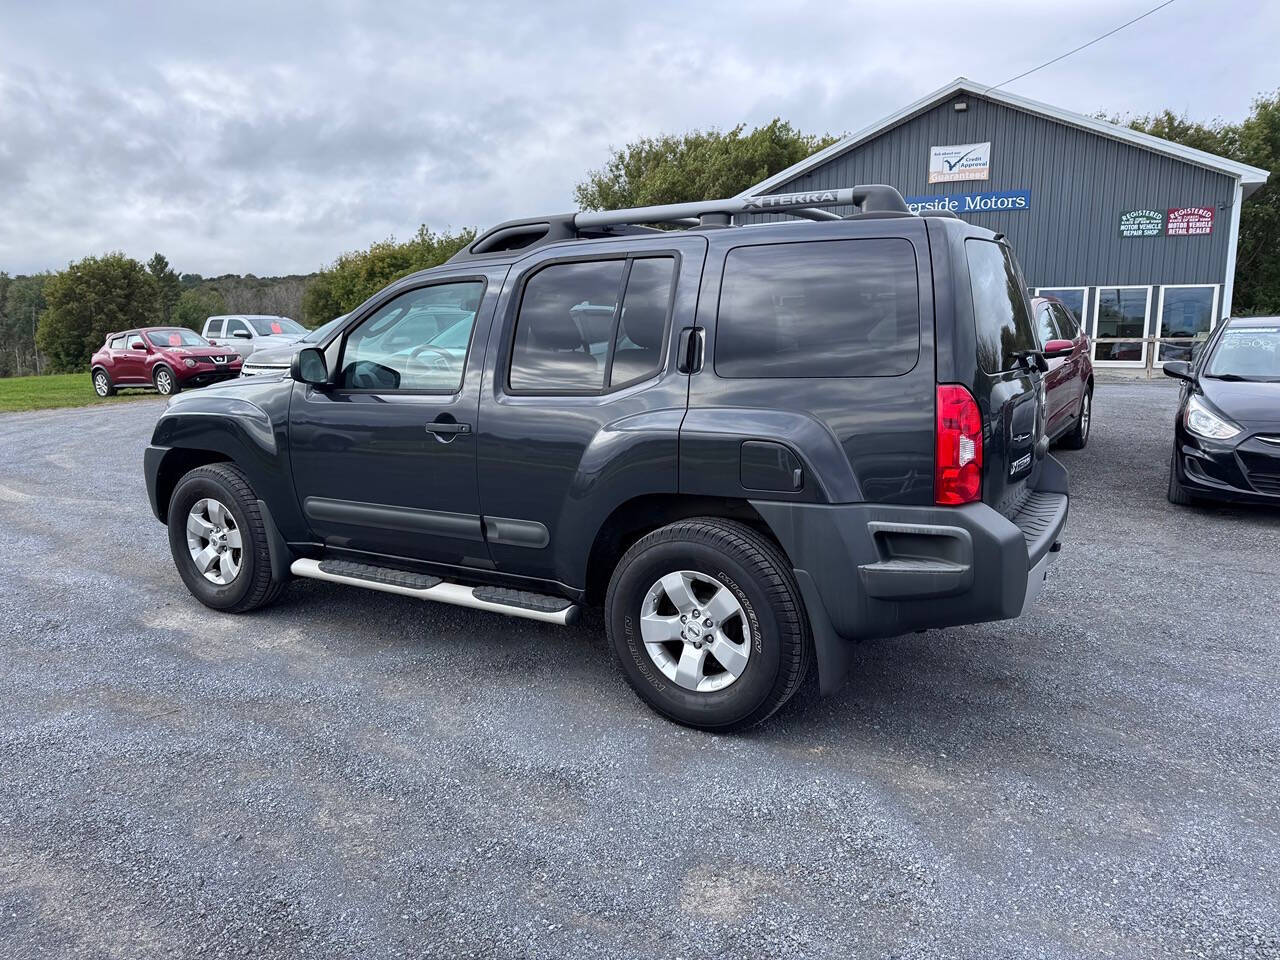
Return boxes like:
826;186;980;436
1;0;1276;277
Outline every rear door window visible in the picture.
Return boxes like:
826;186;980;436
966;239;1037;374
713;239;920;379
508;257;676;393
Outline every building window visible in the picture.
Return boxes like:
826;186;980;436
1093;286;1151;367
1034;287;1089;337
1156;285;1219;362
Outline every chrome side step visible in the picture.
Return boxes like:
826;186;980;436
290;558;579;625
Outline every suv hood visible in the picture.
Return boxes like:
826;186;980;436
159;346;240;360
244;342;300;366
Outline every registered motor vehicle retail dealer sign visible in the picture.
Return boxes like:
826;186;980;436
1119;209;1164;237
1167;206;1214;236
928;142;991;183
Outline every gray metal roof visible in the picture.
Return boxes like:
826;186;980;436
742;78;1270;199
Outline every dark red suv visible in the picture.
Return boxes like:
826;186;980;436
1031;296;1094;449
91;327;243;397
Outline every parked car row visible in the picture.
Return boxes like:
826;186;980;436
89;315;306;397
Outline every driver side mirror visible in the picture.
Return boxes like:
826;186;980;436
1042;338;1073;359
291;347;329;386
1163;360;1194;382
232;329;253;339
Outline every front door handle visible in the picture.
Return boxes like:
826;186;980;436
426;420;472;439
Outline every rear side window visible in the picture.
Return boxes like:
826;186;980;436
109;335;126;349
713;239;920;379
509;257;675;393
966;239;1037;373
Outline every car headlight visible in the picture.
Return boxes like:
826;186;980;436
183;358;197;368
1186;394;1240;441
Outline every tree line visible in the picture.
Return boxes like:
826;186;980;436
4;93;1277;377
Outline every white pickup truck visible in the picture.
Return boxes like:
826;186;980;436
201;315;307;358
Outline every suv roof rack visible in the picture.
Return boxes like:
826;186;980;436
450;184;914;262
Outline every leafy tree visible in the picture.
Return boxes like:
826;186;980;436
172;287;228;332
36;253;159;372
302;225;476;324
574;118;840;211
1123;89;1280;314
3;273;51;376
147;252;182;323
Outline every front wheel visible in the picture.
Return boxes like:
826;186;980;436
605;518;812;731
167;463;286;612
153;365;180;396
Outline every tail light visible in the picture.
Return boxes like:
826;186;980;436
935;384;983;505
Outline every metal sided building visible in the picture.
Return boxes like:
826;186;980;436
740;78;1270;369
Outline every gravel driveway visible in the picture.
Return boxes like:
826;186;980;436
1;382;1277;960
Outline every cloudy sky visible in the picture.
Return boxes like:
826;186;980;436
1;0;1276;277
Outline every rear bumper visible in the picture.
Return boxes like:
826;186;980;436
753;455;1069;691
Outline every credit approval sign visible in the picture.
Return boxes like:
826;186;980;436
928;142;991;183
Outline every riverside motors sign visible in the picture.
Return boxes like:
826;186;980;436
928;142;991;183
904;190;1031;214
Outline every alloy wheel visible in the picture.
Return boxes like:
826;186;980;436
1080;392;1091;440
156;369;173;394
185;497;243;585
640;570;751;692
93;373;109;396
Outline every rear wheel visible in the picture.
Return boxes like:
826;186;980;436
154;365;180;396
167;463;286;612
1059;387;1092;449
605;517;811;731
92;368;115;397
1166;449;1197;506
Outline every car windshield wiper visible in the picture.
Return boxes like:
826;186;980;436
1204;373;1271;382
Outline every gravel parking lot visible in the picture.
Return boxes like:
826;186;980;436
1;381;1277;960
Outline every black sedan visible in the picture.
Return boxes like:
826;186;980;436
1163;317;1280;505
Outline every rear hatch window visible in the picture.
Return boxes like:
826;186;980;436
715;238;920;378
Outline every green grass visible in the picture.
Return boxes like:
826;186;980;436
0;372;158;413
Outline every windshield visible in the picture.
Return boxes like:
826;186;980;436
301;315;347;343
1207;324;1280;380
248;317;306;336
147;328;209;348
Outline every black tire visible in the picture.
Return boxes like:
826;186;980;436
1059;387;1092;450
153;364;180;395
605;517;812;732
167;463;286;613
91;368;115;397
1166;449;1196;506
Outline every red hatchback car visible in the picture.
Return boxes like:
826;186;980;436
1031;295;1094;449
91;327;243;397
